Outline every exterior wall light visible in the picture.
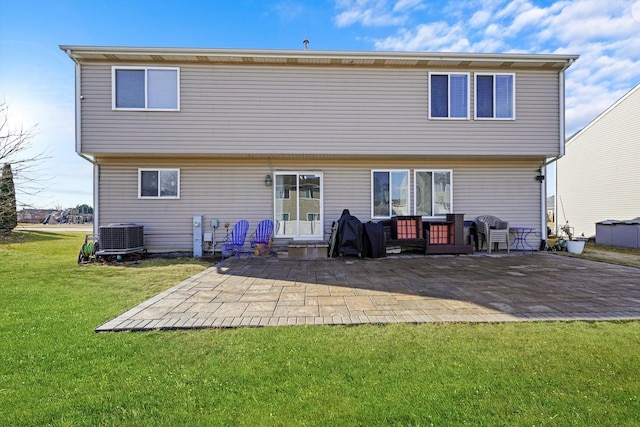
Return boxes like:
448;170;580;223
265;174;273;186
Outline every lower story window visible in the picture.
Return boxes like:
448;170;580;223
372;170;409;218
414;170;452;217
138;168;180;199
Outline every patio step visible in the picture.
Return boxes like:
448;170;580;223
287;240;329;259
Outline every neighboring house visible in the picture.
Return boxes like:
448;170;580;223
556;83;640;238
546;195;555;228
60;46;577;253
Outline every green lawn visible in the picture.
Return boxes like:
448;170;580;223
1;231;639;426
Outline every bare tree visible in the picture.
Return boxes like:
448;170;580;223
0;102;46;208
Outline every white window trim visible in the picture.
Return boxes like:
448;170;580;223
413;169;453;218
428;72;470;120
474;72;516;120
112;66;180;111
371;169;410;219
138;168;180;199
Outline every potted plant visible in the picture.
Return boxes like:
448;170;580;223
561;222;586;254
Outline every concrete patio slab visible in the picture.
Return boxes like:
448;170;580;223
95;253;640;332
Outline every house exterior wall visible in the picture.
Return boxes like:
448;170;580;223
557;84;640;238
97;157;543;252
61;47;576;254
80;63;561;158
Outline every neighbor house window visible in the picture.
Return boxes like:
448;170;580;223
475;73;515;119
277;189;291;199
372;170;409;218
414;170;452;217
138;168;180;199
429;73;469;119
113;67;180;110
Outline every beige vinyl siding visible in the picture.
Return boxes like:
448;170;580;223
557;85;640;238
99;158;272;252
97;157;543;252
81;63;560;157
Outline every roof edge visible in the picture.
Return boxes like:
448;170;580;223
565;81;640;145
59;45;579;65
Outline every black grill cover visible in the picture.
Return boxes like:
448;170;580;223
337;209;363;257
363;222;386;258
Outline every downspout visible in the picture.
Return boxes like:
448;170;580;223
67;50;99;236
540;58;575;246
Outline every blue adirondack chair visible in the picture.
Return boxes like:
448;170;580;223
221;220;249;260
249;219;274;256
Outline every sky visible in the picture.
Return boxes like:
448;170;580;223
1;0;639;210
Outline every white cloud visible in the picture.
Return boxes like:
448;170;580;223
334;0;424;27
374;21;471;51
393;0;424;12
541;1;639;44
633;0;640;21
469;10;491;28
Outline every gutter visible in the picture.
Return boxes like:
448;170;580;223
539;57;576;244
66;49;99;236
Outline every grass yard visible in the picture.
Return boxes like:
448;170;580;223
1;231;639;426
563;242;640;269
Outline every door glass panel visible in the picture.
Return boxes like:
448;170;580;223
275;174;296;237
299;174;321;237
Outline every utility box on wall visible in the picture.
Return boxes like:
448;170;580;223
193;215;203;257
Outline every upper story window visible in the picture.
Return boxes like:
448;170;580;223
475;73;515;119
138;168;180;199
113;67;180;111
429;73;469;119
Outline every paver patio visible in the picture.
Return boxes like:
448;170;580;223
95;253;640;332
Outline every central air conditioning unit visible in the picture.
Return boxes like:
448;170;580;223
97;224;144;255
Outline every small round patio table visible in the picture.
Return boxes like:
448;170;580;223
509;227;535;254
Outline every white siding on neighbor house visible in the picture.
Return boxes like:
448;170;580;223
557;84;640;238
97;157;543;252
81;63;561;157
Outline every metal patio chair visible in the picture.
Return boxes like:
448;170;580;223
221;219;250;260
